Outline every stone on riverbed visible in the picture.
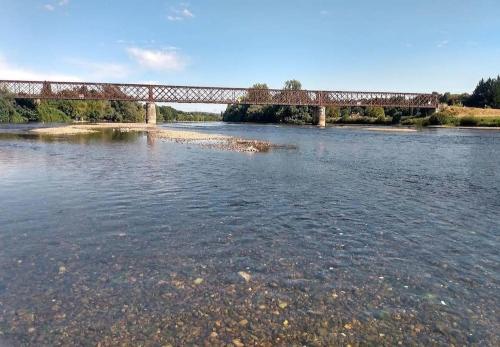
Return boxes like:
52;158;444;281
238;271;251;282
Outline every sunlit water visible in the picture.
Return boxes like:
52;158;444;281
0;123;499;346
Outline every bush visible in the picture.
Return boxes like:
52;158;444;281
37;103;71;123
391;111;402;124
459;116;478;126
325;106;340;123
428;110;459;126
365;107;385;118
0;94;26;123
476;117;500;127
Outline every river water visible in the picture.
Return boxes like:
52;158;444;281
0;123;499;346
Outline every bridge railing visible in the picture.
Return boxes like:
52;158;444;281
0;80;439;108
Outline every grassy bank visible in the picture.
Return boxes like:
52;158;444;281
402;106;500;127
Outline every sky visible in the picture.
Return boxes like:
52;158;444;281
0;0;499;112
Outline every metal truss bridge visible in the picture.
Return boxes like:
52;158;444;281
0;80;438;109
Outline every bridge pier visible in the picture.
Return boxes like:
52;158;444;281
146;102;157;125
316;106;326;127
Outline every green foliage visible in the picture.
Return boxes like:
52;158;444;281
84;101;113;122
466;76;500;108
325;106;340;123
109;101;145;122
36;102;71;123
401;117;430;127
253;83;268;89
276;106;312;124
351;106;365;116
340;107;350;121
458;116;478;126
0;92;25;123
158;105;221;122
365;107;385;118
428;110;459;126
283;80;302;91
439;92;469;106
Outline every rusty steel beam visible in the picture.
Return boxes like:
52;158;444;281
0;80;439;108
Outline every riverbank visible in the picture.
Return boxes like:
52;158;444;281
401;106;500;128
26;123;275;152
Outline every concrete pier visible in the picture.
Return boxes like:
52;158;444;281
317;106;326;127
146;102;157;125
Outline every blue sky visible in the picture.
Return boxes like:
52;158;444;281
1;0;499;111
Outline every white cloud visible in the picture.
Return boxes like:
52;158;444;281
437;40;449;48
167;5;195;21
0;55;80;81
43;0;69;12
127;47;187;71
182;8;194;18
167;15;183;21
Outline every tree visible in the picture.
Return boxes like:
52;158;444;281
340;107;351;120
85;100;113;122
493;79;500;108
284;80;302;91
365;107;385;118
0;90;24;123
110;101;144;122
36;101;71;123
467;76;500;108
326;106;340;118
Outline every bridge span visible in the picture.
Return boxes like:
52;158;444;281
0;79;439;126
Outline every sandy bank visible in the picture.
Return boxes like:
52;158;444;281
31;126;98;135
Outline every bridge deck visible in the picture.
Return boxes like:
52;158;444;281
0;80;438;108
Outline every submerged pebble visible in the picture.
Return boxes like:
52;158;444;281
238;271;251;283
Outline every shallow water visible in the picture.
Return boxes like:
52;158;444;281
0;123;499;346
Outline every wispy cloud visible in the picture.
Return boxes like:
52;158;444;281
127;47;187;71
320;10;329;16
182;8;194;18
167;4;195;21
437;40;449;48
43;0;69;11
0;55;80;81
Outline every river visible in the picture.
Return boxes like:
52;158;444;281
0;123;499;345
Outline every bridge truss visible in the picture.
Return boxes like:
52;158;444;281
0;80;438;108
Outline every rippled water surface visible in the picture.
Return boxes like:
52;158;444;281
0;123;499;346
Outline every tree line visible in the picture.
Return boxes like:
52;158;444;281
440;76;500;108
222;80;433;125
223;76;500;125
0;90;220;123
